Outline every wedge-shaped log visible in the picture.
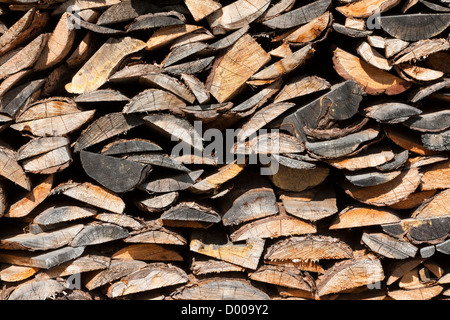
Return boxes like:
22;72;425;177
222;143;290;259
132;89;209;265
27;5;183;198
0;33;48;79
207;0;270;34
107;263;188;298
207;34;271;103
279;185;338;221
101;138;162;155
0;224;83;251
53;182;125;214
250;265;316;291
70;223;129;247
361;232;418;259
125;225;187;246
248;45;315;85
5;175;53;218
273;75;330;103
191;257;245;275
333;47;411;95
220;174;278;226
279;12;331;44
22;145;72;174
0;147;30;190
305;126;380;159
273;80;364;142
388;285;444;300
80;150;151;193
379;14;450;41
263;0;331;29
135;192;179;213
330;206;401;229
0;9;49;56
268;156;329;192
264;235;353;261
140;170;203;193
316;257;384;296
341;167;421;206
412;189;450;218
8;278;64;300
161;202;221;228
420;160;450;191
146;24;204;51
66;36;146;94
43;255;110;279
190;231;265;270
230;213;317;242
33;205;97;226
382;216;450;244
404;110;450;133
0;265;40;283
185;0;222;22
328;146;395;171
123;88;186;114
94;213;142;231
112;243;183;261
84;259;147;291
363;102;421;124
74;112;144;152
0;246;85;269
336;0;401;18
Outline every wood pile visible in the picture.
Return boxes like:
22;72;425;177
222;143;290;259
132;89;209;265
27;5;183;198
0;0;449;301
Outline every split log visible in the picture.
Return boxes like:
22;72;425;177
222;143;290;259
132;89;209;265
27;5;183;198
316;256;385;297
190;231;265;270
0;224;83;251
249;265;316;291
70;223;129;247
420;160;450;190
160;202;221;228
52;182;126;214
206;34;271;103
33;205;97;226
388;285;443;300
135;192;179;213
336;0;401;18
66;37;146;94
329;205;401;229
190;257;245;275
43;255;110;278
5;175;53;218
106;263;188;298
124;224;186;246
0;265;40;283
111;243;183;261
8;278;64;300
264;235;353;262
361;232;418;259
80;150;151;193
171;277;270;300
279;185;338;221
333;47;412;95
94;213;142;231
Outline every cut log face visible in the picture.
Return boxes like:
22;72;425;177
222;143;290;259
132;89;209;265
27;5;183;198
264;235;353;262
207;34;271;103
341;167;421;206
280;11;331;44
123;88;186;114
0;265;40;283
161;202;221;228
230;212;317;241
250;265;316;291
70;223;129;247
363;102;422;124
43;255;110;278
333;47;412;95
106;263;189;298
66;37;146;94
361;232;418;259
112;243;184;261
280;186;338;221
81;150;151;193
220;174;278;226
336;0;401;18
190;231;265;270
191;257;245;275
379;14;450;41
5;175;53;218
207;0;270;34
0;147;30;190
124;225;187;246
388;285;444;300
8;278;64;300
171;277;270;300
33;205;97;226
420;160;450;190
329;206;401;229
185;0;222;22
412;189;450;218
263;0;331;29
316;257;385;296
54;182;126;214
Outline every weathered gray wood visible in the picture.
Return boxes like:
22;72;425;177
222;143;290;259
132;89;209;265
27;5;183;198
96;0;158;25
8;278;64;300
81;150;151;193
272;80;364;142
0;79;46;117
171;277;270;300
343;169;402;187
74;112;144;152
101;139;162;155
363;103;422;124
127;13;184;32
123;89;186;114
404;110;450;133
135;192;179;213
126;153;190;172
70;223;129;247
263;0;331;29
139;169;203;193
161;202;221;227
0;224;83;251
164;56;215;76
0;246;85;269
361;232;418;259
74;89;130;103
380;13;450;41
33;206;97;226
422;129;450;151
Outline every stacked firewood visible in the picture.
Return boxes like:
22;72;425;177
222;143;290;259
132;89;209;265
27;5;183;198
0;0;449;301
